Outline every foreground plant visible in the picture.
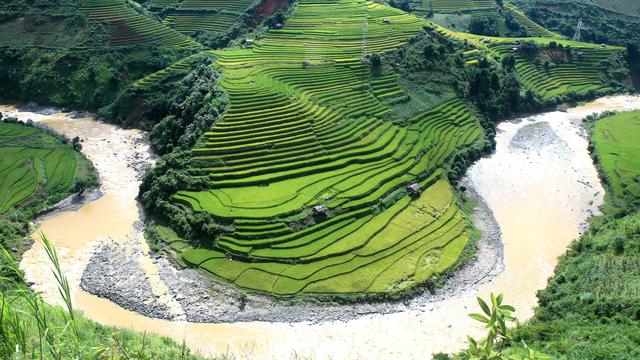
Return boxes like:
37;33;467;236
0;235;208;360
457;293;549;360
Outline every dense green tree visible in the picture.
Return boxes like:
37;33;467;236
469;16;501;37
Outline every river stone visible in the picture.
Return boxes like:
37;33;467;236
509;121;568;152
81;244;174;320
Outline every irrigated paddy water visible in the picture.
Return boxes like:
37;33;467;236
6;95;640;359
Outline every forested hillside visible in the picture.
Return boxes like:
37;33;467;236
0;0;194;110
511;0;640;46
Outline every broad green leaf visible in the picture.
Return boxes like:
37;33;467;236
467;335;478;347
500;304;516;312
478;297;491;316
469;313;490;323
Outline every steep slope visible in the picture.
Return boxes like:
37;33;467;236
511;0;640;45
80;0;200;48
152;0;485;297
410;0;560;38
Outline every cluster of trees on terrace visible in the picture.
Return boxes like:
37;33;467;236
106;57;231;243
468;12;530;38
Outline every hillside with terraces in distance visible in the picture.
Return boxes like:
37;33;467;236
120;0;628;298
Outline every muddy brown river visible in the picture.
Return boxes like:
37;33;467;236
5;94;640;359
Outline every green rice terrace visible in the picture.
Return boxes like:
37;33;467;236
80;0;200;47
162;0;480;297
130;0;625;297
411;0;562;39
0;121;94;215
593;111;640;200
488;42;615;98
420;0;496;11
160;0;256;34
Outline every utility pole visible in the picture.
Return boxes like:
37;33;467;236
572;18;583;42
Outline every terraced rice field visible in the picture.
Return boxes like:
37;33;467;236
489;42;615;99
159;0;253;34
163;0;484;296
504;2;560;38
586;0;640;18
165;12;240;33
419;0;497;11
148;0;178;7
179;0;254;11
593;111;640;199
131;53;207;89
80;0;199;47
0;122;79;214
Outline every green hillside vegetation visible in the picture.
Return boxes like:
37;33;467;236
0;116;97;285
511;0;640;46
0;0;291;116
408;0;558;38
487;41;626;99
494;111;640;359
0;119;97;217
433;23;631;99
0;0;196;111
593;111;640;201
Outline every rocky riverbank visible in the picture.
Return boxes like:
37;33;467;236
79;180;504;323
